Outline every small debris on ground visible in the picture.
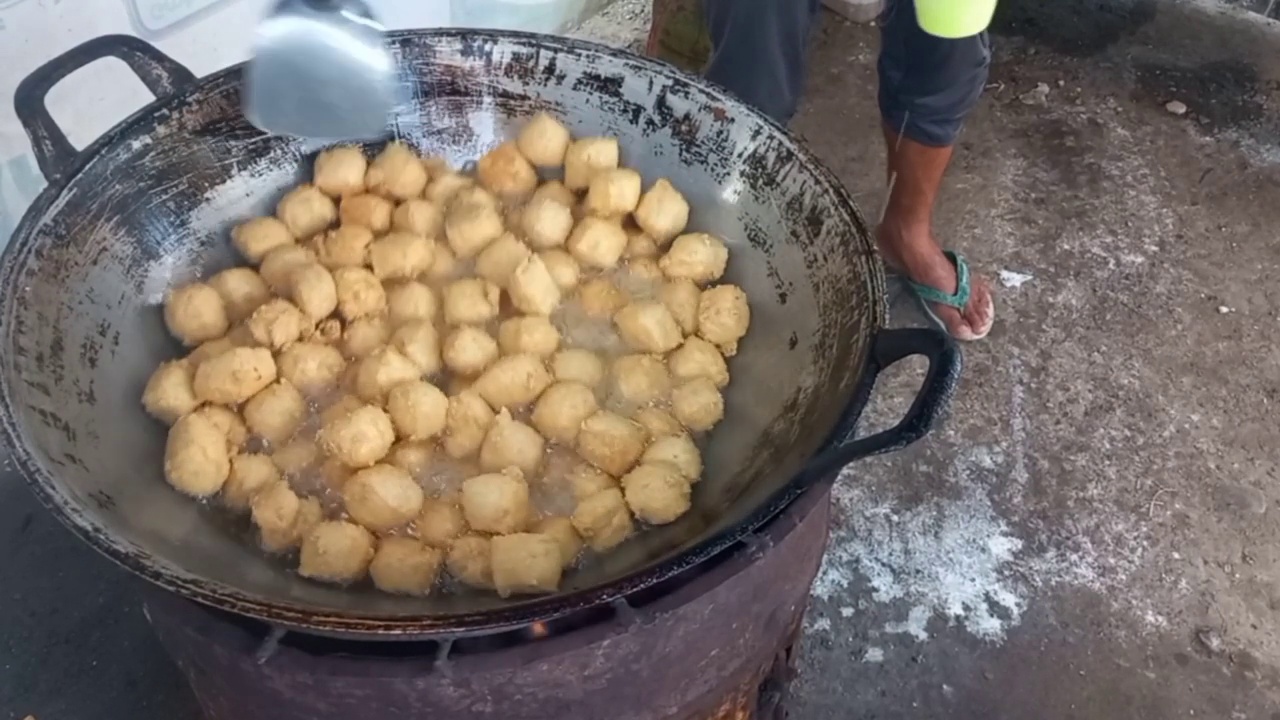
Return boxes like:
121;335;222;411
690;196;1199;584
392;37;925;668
1019;82;1051;106
1217;305;1232;314
1195;627;1225;655
1166;100;1189;116
999;270;1034;288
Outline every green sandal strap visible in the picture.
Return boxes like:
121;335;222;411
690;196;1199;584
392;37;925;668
905;251;971;309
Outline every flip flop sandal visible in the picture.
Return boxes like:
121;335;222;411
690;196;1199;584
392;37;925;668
903;250;992;342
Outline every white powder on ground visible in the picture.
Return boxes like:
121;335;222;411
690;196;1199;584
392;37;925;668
812;353;1151;644
806;616;833;633
813;467;1027;642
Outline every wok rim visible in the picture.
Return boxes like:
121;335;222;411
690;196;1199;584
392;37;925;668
0;28;888;639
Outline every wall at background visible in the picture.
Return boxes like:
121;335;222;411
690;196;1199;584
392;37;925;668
0;0;610;245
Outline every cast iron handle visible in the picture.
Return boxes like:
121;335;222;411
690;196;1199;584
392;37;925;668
791;327;962;494
14;34;197;185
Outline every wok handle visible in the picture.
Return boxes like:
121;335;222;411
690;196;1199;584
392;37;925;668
792;327;962;493
14;34;197;185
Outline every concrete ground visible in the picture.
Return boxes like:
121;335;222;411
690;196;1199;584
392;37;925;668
5;1;1280;719
791;1;1280;717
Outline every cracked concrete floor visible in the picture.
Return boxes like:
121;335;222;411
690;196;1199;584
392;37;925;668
4;1;1280;719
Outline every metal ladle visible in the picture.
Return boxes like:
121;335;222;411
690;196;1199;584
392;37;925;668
243;0;397;140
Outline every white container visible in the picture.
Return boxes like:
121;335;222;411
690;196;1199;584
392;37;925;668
451;0;590;33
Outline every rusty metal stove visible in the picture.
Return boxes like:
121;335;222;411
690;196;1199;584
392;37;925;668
142;488;831;720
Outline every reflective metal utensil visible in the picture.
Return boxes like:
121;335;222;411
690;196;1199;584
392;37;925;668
243;0;396;140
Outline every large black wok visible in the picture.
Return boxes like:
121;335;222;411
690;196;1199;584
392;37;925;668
0;31;960;639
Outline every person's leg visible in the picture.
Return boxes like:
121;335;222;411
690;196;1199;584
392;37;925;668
647;0;713;73
701;0;824;124
877;0;995;340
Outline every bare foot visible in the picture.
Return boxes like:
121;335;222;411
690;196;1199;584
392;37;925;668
876;223;995;341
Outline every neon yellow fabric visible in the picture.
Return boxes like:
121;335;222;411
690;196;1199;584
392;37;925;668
913;0;998;38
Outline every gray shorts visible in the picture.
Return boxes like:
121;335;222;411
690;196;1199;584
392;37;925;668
702;0;991;146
